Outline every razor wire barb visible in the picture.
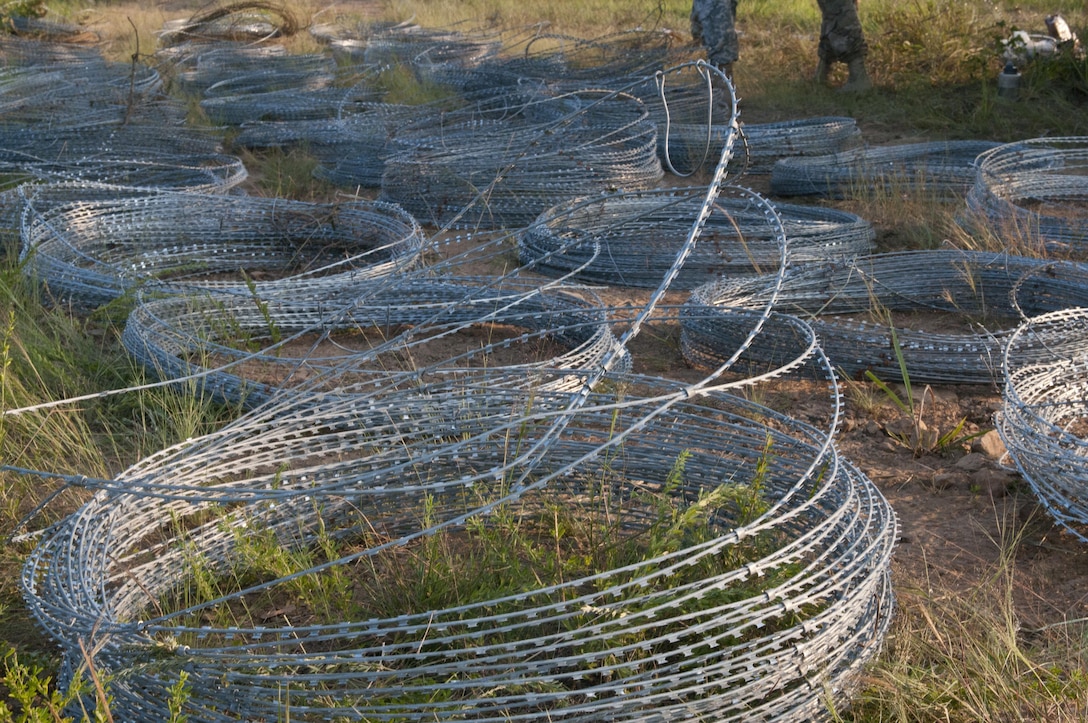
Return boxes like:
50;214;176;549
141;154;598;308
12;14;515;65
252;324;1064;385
5;37;898;722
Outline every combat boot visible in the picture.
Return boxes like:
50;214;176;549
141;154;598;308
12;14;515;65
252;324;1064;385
840;57;872;92
815;57;831;84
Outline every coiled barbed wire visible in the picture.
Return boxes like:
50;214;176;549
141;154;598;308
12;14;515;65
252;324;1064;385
770;140;1002;199
960;136;1088;255
16;63;893;721
998;306;1088;541
0;151;248;247
122;277;633;406
518;185;873;288
379;87;663;229
196;59;386;125
18;183;427;310
680;250;1088;384
22;363;895;722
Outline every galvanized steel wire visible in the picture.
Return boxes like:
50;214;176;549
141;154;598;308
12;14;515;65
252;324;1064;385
22;363;895;721
999;306;1088;541
19;183;426;310
122;278;633;406
681;250;1088;384
7;45;900;721
961;136;1088;255
379;87;664;229
770;140;1002;199
518;185;873;288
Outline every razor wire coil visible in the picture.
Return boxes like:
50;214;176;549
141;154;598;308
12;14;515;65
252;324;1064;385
999;306;1088;541
961;136;1088;254
122;277;633;406
18;183;427;310
23;369;895;722
379;88;663;229
770;140;1002;199
681;250;1088;384
518;185;873;288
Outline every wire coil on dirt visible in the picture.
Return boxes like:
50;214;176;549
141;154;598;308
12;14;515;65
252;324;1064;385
378;87;664;229
998;306;1088;541
16;61;894;721
961;136;1088;255
680;250;1088;384
769;140;1002;199
122;277;632;406
18;183;427;310
22;367;895;722
518;185;873;288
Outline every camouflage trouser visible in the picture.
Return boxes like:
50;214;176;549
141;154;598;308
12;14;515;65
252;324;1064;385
690;0;739;66
816;0;868;62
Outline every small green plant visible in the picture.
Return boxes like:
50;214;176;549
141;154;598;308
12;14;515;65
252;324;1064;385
0;644;108;722
865;324;976;456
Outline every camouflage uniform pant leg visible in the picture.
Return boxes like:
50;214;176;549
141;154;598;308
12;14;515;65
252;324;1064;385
690;0;739;66
816;0;868;62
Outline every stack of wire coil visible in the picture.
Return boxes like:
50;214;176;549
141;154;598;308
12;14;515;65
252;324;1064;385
12;54;898;722
518;185;874;288
961;136;1088;255
0;150;248;247
379;88;663;229
999;306;1088;541
122;277;632;406
770;140;1002;199
18;183;427;310
21;360;896;721
680;250;1088;384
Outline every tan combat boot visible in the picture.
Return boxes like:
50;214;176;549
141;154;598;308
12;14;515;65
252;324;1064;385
840;57;872;92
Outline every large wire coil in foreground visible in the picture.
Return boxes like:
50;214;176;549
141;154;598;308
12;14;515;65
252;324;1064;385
19;183;427;310
999;307;1088;541
680;250;1088;384
518;185;873;288
770;140;1001;199
22;367;896;722
961;136;1088;255
122;277;632;406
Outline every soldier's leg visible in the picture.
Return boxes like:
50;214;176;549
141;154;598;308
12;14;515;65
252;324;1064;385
816;0;871;90
691;0;739;71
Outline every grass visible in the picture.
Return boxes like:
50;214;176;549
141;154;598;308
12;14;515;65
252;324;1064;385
841;507;1088;722
0;0;1086;719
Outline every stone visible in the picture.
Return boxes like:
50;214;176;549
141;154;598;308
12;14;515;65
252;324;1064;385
971;430;1007;461
929;471;965;491
970;467;1015;498
953;453;988;473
